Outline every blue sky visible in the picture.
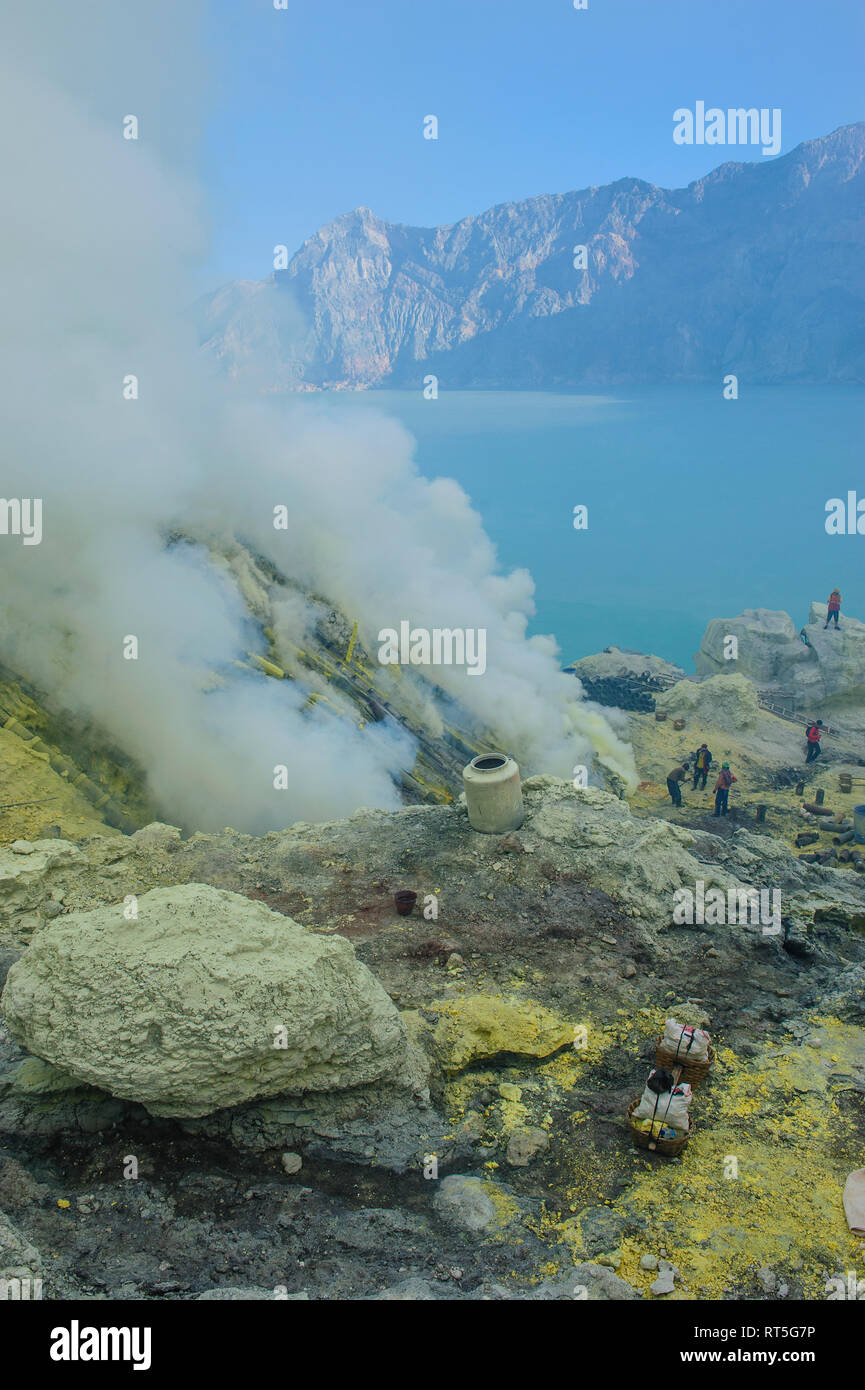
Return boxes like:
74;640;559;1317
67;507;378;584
200;0;864;286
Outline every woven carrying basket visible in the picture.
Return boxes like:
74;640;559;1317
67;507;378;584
627;1099;691;1156
655;1036;714;1087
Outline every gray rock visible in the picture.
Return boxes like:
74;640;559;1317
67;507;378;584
505;1126;550;1167
696;606;865;734
432;1175;497;1232
1;884;408;1118
374;1277;442;1301
0;951;21;992
531;1263;640;1301
0;1210;42;1286
758;1266;777;1293
572;1204;640;1256
280;1152;302;1175
651;1270;676;1296
196;1287;308;1300
639;1253;659;1271
0;1022;136;1139
129;823;183;852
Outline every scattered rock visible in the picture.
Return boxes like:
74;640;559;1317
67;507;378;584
640;1253;659;1271
651;1270;676;1296
531;1262;640;1300
594;1250;623;1270
571;1205;638;1256
196;1287;307;1300
497;834;524;854
432;1175;497;1232
375;1277;441;1300
129;823;183;852
505;1127;549;1166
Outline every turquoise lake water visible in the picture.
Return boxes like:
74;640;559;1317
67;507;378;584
316;386;864;672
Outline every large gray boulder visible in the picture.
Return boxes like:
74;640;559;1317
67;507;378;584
563;648;684;681
0;884;407;1118
656;672;762;733
696;606;865;727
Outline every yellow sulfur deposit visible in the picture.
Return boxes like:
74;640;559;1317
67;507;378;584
427;995;574;1074
0;725;119;842
559;1016;864;1298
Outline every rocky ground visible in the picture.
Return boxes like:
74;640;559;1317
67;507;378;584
624;672;865;853
1;774;863;1302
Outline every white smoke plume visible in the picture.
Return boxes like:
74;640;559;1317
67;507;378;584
0;3;636;834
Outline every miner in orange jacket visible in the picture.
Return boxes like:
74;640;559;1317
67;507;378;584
824;590;841;629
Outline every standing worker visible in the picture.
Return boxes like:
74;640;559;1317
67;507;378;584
692;743;713;791
713;762;737;817
805;719;824;762
666;762;690;807
824;590;842;629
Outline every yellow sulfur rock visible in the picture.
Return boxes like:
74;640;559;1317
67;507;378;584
428;995;574;1074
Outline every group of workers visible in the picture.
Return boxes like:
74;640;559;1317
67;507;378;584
666;716;830;816
659;590;845;819
666;744;737;817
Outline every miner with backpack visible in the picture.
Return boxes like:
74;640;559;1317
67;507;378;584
713;762;736;817
692;742;713;791
824;590;841;629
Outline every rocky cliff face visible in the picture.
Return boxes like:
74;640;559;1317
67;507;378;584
198;124;865;390
697;604;865;730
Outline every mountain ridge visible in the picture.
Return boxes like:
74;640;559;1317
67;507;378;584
197;122;865;390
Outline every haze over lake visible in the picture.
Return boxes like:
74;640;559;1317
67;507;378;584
293;386;865;672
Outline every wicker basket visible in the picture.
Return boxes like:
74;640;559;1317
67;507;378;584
655;1037;715;1087
627;1099;691;1156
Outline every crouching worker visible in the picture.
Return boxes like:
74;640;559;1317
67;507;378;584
666;763;689;807
713;762;736;816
